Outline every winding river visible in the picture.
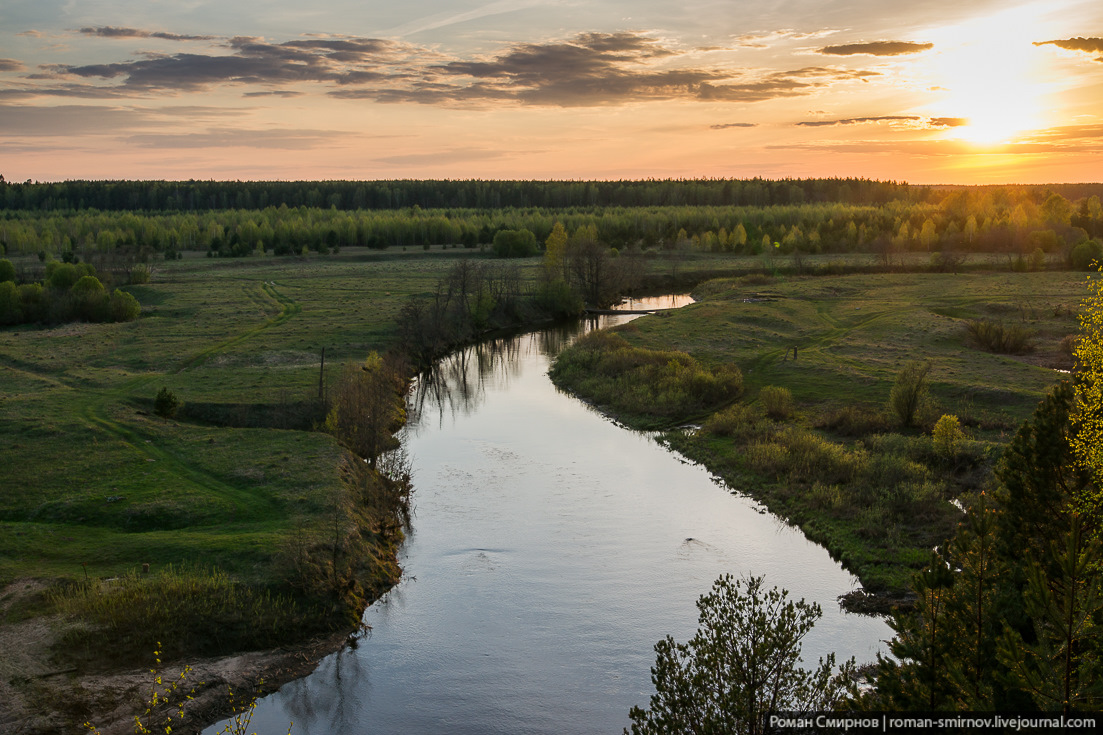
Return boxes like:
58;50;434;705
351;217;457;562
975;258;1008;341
207;295;892;735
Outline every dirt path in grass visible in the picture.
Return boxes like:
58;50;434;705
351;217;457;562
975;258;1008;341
73;281;302;517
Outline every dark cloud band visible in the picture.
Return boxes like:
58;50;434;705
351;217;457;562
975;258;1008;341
819;41;933;56
796;116;966;128
79;26;217;42
16;30;880;108
1034;37;1103;57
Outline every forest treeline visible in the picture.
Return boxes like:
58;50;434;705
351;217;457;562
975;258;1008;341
0;177;920;212
1;194;1101;265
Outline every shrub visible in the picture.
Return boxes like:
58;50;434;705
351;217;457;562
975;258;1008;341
779;426;865;484
492;228;538;258
889;361;931;427
932;414;965;458
818;405;892;437
533;278;584;317
71;274;105;297
551;331;742;423
154;387;182;418
759;385;794;420
1070;239;1103;270
1030;247;1047;271
965;319;1035;354
0;280;21;324
703;403;770;441
1060;334;1079;357
17;282;45;322
45;260;96;291
129;264;152;284
109;288;142;321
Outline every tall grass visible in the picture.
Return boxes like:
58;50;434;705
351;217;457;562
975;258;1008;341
51;564;319;666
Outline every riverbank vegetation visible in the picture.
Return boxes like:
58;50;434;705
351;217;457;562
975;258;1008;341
551;270;1086;599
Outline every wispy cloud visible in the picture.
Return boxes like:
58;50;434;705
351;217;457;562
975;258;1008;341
242;90;305;98
710;122;757;129
796;115;965;128
78;26;218;42
380;0;549;38
733;29;838;49
124;128;338;149
770;123;1103;156
0;59;27;72
0;104;246;136
819;41;933;56
373;148;515;165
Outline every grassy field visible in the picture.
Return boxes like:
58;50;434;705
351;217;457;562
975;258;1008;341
0;248;493;587
633;269;1082;425
552;268;1089;597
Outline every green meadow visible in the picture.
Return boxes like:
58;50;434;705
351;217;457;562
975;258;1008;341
0;248;487;586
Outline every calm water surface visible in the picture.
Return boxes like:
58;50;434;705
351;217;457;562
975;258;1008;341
208;295;891;734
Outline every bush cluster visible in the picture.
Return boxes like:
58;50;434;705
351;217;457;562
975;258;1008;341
965;319;1035;354
0;261;141;326
550;330;743;424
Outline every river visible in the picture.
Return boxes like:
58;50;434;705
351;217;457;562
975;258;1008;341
207;294;892;734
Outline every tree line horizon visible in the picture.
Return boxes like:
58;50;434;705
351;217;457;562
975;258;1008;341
4;176;1103;213
1;177;1101;269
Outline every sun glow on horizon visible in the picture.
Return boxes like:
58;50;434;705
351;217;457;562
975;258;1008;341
924;4;1059;145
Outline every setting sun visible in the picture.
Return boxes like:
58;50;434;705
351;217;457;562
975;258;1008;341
925;4;1060;145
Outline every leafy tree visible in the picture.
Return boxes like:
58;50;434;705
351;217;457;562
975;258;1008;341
325;353;406;467
889;361;931;427
544;221;568;277
932;414;965;459
626;574;851;735
1074;267;1103;486
0;258;14;283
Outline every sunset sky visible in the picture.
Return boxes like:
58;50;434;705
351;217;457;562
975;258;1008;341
2;0;1102;184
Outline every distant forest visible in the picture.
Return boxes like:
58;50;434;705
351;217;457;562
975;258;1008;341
1;177;920;211
4;176;1103;213
1;177;1101;266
